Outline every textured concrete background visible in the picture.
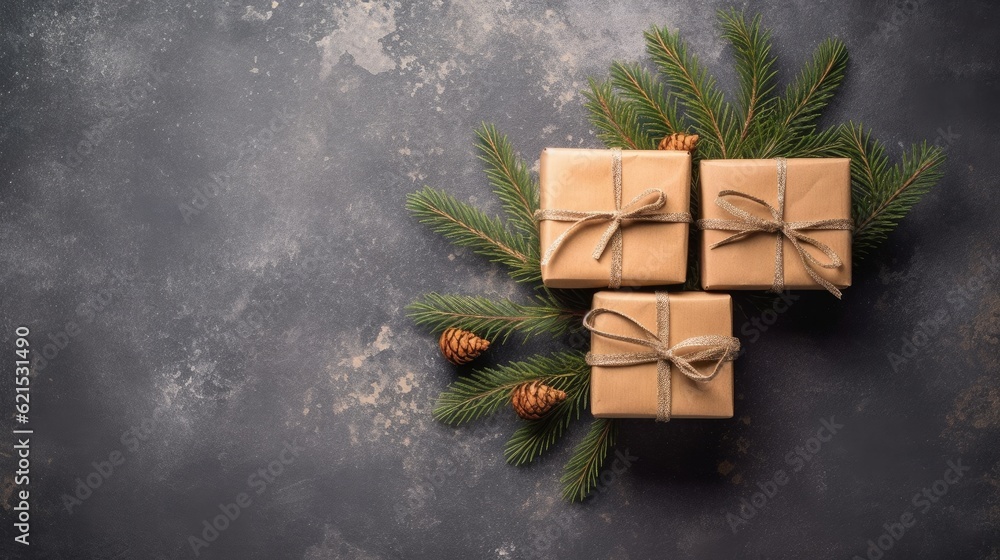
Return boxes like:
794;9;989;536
1;0;999;558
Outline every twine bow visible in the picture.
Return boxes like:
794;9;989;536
583;292;740;422
535;148;692;288
696;158;854;298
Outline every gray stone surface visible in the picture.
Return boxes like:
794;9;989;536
1;0;998;558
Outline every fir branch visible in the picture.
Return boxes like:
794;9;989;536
645;25;738;158
759;38;848;158
406;292;580;343
778;38;848;131
406;186;540;282
839;124;889;201
433;351;587;425
540;286;593;316
504;358;591;465
779;125;842;159
609;61;680;142
583;78;656;150
718;9;777;156
834;123;946;259
475;123;540;238
560;418;618;502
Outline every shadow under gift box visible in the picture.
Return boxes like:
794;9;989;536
538;148;691;288
589;291;734;419
699;158;852;291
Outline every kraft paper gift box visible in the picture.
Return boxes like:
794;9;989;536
537;148;692;288
698;158;853;297
586;290;739;420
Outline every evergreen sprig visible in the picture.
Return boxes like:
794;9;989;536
406;124;609;499
475;123;540;238
504;355;590;465
405;186;540;282
433;351;587;425
406;292;580;343
758;38;849;158
609;61;680;142
561;418;618;502
583;78;656;150
645;24;739;158
409;10;947;504
718;9;777;155
834;123;947;259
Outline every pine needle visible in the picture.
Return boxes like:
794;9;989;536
609;61;680;142
759;38;848;158
583;78;656;150
780;125;842;158
718;9;777;156
474;123;540;238
778;38;848;132
406;186;540;282
433;351;588;425
645;25;738;159
560;418;618;502
406;292;581;343
834;123;947;259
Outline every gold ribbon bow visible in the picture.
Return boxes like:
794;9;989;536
582;291;740;422
696;158;854;298
535;148;692;288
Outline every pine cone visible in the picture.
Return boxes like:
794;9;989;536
658;132;699;152
439;328;490;365
511;381;567;420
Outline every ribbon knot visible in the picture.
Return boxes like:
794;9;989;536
696;158;853;298
583;292;740;422
654;344;673;361
535;148;692;288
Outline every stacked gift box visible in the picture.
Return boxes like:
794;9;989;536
535;147;853;421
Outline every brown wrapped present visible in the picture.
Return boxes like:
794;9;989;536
537;148;692;288
585;291;739;420
698;158;853;297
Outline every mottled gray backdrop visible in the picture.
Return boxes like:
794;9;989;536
1;0;998;558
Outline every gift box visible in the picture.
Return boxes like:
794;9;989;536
585;290;739;420
537;148;692;288
698;158;853;297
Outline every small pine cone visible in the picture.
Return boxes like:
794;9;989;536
658;132;699;152
439;328;490;365
511;380;567;420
